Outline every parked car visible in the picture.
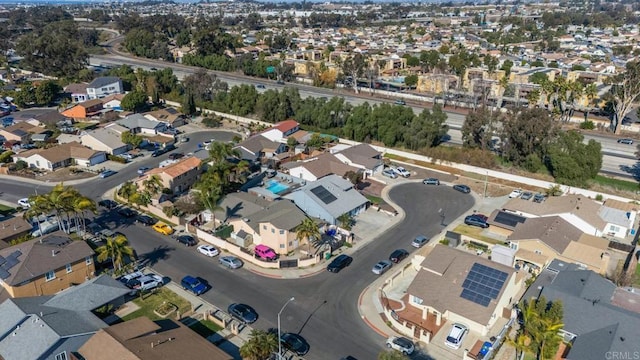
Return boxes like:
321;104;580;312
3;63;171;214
372;260;392;275
386;336;415;355
135;215;157;226
99;170;117;178
394;99;406;105
168;152;184;160
117;207;137;218
152;222;174;235
533;193;546;203
389;249;409;263
618;138;634;145
280;333;310;356
453;184;471;194
254;244;277;261
197;244;219;256
411;235;429;248
521;191;533;201
137;167;150;176
181;275;208;296
382;169;398;179
422;178;440;185
327;254;353;273
219;256;243;269
228;303;258;324
255;84;266;89
176;234;198;246
464;215;489;228
445;323;468;350
393;166;411;178
17;198;31;208
130;274;163;292
98;199;117;209
118;271;144;286
508;189;522;198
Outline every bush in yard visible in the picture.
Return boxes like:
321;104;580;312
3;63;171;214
108;154;127;164
0;151;14;163
579;121;595;130
202;115;223;128
13;160;27;170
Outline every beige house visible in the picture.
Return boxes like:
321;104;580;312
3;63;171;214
0;235;95;298
13;141;107;171
0;122;46;143
228;200;309;254
137;156;201;194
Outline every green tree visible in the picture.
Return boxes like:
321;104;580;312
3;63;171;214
117;181;138;202
501;108;558;166
121;90;148;112
404;105;449;150
35;80;61;106
461;107;500;150
529;72;548;85
239;329;278;360
501;59;514;76
607;60;640;134
337;213;354;231
121;131;143;148
545;130;602;186
95;234;135;271
296;217;321;253
484;55;499;74
404;74;418;87
181;90;197;116
207;142;239;165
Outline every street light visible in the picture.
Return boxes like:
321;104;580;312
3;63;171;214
277;297;295;360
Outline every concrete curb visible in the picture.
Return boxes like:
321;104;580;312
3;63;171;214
0;174;95;186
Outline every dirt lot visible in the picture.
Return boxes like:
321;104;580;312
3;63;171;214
37;168;97;183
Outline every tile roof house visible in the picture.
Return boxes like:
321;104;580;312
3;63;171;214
13;141;107;171
86;77;123;100
0;215;33;249
282;152;362;182
0;122;46;143
228;199;309;254
144;108;186;127
0;234;96;298
234;135;287;162
399;245;522;343
523;259;640;360
137;156;202;194
80;127;130;155
333;143;384;175
0;275;130;360
77;316;232;360
284;174;368;225
260;120;300;142
117;114;168;136
61;99;104;120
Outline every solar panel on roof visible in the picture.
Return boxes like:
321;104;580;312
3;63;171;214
0;256;5;266
10;250;21;258
460;262;509;307
461;289;491;307
494;211;526;228
0;268;9;280
310;186;337;205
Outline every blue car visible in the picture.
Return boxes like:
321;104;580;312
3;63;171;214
181;275;208;296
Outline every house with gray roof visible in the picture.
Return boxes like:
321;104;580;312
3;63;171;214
523;259;640;360
117;114;168;136
80;127;130;155
333;143;384;175
283;152;362;182
0;275;130;360
284;174;368;225
86;77;123;100
233;134;287;162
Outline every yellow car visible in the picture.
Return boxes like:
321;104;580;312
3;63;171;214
152;222;174;235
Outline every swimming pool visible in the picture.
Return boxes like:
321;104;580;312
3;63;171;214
266;180;289;194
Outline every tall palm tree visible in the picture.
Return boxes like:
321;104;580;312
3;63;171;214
195;173;224;229
117;181;137;203
73;195;96;235
296;218;321;253
143;174;164;197
583;83;598;121
96;234;135;272
23;200;46;236
232;159;250;183
507;332;532;360
239;329;278;360
208;142;240;165
337;213;353;231
535;317;564;360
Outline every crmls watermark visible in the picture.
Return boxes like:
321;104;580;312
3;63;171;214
605;352;640;360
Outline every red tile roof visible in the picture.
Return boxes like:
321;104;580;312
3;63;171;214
274;120;299;133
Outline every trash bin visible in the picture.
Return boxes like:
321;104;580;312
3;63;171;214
325;252;331;260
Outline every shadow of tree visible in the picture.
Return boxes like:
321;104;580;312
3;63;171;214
137;245;174;267
618;163;640;181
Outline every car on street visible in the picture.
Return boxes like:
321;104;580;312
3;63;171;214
386;336;415;355
118;271;144;286
327;254;353;273
228;303;258;324
394;99;406;105
129;274;163;292
181;275;208;296
255;84;266;89
99;170;117;178
453;184;471;194
521;191;533;200
137;167;150;176
422;178;440;185
533;193;546;203
219;256;243;269
17;198;31;208
618;138;634;145
98;199;117;209
393;166;411;178
135;214;157;226
117;207;137;218
508;189;522;198
389;249;409;263
411;235;429;248
445;323;468;350
168;152;184;160
382;169;398;179
152;222;174;235
276;80;285;85
197;244;219;256
280;333;310;356
372;260;392;275
176;234;198;246
464;215;489;228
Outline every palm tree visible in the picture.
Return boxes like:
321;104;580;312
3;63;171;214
337;213;354;231
535;317;564;360
497;75;509;109
195;173;224;229
96;234;135;272
73;195;96;235
583;83;598;121
507;332;532;360
232;159;250;183
143;175;164;196
23;200;46;236
208;142;240;165
296;218;321;253
117;181;137;203
239;329;278;360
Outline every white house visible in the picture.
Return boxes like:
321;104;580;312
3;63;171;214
260;120;300;143
86;77;124;100
14;141;106;170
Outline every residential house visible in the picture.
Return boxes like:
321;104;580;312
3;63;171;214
283;153;362;182
260;120;300;143
62;99;104;120
64;83;89;103
234;135;287;162
209;192;272;227
394;245;522;344
117;114;168;136
599;198;638;239
228;200;309;254
523;259;640;360
101;94;125;110
0;275;130;360
86;77;124;100
14;141;106;171
0;215;32;249
137;157;202;194
144;108;186;128
0;122;46;144
0;235;95;298
77;316;232;360
333;143;384;175
284;174;368;225
9;109;70;127
80;127;130;156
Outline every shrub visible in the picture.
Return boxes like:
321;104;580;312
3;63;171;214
0;150;14;163
595;194;603;201
108;154;127;164
13;160;27;171
579;120;595;130
202;116;223;128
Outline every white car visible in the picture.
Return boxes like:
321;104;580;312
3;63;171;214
508;189;522;198
197;244;219;257
382;169;398;179
445;323;468;350
372;260;392;275
17;198;31;208
386;336;415;355
130;274;164;292
393;166;411;178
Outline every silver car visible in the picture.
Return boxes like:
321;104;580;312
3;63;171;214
412;235;429;248
372;260;392;275
219;256;243;269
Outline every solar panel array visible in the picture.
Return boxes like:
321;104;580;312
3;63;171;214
310;186;337;205
460;263;508;307
494;211;526;228
0;250;22;280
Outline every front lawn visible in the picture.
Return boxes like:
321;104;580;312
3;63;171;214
189;319;223;338
0;204;15;216
453;224;505;245
121;287;192;322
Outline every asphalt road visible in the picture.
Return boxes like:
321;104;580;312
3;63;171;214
101;182;475;360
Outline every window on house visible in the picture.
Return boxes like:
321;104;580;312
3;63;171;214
109;87;115;90
85;256;92;265
55;351;67;360
262;225;267;230
36;160;40;167
271;228;275;233
279;230;284;235
66;263;72;273
610;225;620;232
45;271;55;282
534;250;542;255
280;244;285;248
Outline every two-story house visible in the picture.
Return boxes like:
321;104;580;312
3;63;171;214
137;156;202;194
86;77;124;100
0;235;95;298
234;135;287;162
260;120;300;143
61;99;104;120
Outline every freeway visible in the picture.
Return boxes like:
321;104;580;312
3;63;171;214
90;51;639;178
